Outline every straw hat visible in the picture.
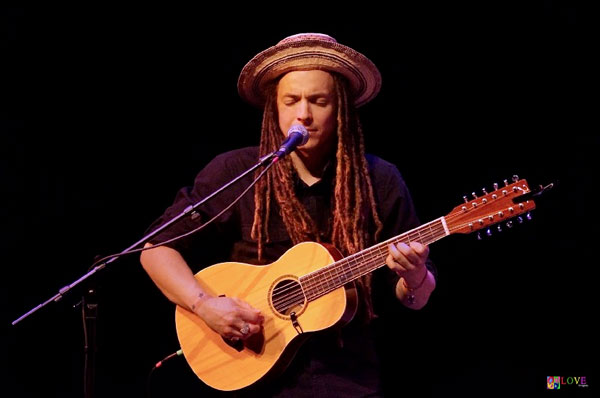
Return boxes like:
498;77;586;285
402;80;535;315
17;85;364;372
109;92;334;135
238;33;382;108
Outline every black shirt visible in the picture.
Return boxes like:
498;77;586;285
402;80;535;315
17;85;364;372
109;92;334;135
146;147;428;397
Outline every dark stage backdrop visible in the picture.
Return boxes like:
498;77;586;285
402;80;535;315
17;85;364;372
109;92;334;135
3;4;595;398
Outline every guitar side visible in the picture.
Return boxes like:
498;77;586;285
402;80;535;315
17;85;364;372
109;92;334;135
175;241;356;391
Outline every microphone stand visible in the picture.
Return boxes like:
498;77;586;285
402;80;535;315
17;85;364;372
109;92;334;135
82;286;98;398
11;151;278;397
12;152;276;326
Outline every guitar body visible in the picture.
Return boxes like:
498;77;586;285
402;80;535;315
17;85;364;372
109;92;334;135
175;241;357;391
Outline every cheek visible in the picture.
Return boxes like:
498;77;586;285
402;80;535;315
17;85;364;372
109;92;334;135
277;106;294;131
278;108;292;123
318;107;337;131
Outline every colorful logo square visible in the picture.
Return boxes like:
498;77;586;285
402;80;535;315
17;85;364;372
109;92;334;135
547;376;561;390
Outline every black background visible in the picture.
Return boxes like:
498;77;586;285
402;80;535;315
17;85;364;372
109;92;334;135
2;3;595;397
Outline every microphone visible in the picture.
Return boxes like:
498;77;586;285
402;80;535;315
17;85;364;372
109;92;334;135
273;125;309;159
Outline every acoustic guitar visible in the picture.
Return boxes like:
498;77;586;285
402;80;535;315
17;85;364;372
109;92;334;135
175;177;537;391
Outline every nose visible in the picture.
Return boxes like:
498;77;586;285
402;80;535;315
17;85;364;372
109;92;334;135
296;99;312;125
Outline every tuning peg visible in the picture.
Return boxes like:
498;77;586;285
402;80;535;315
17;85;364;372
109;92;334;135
517;216;524;224
526;212;532;221
497;224;502;232
472;192;477;199
504;179;509;187
493;182;499;190
477;232;482;240
463;195;468;203
486;228;492;237
482;188;488;195
512;174;519;182
506;220;513;228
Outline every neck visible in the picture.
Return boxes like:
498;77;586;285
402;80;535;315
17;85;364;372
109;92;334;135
290;151;332;186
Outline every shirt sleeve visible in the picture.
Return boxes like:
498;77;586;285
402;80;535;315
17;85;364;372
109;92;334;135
369;159;437;314
143;150;250;257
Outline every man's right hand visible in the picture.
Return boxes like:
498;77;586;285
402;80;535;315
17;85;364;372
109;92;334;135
194;296;264;341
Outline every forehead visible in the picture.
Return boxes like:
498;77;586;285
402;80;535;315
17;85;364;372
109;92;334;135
277;70;335;95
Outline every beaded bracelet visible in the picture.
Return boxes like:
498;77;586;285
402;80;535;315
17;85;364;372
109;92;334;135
402;269;428;305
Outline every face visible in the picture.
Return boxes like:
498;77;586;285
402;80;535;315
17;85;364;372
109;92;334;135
276;70;337;159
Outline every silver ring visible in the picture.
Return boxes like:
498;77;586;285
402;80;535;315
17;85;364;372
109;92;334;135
240;323;250;335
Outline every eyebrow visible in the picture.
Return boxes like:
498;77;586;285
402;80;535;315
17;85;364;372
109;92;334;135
281;92;332;99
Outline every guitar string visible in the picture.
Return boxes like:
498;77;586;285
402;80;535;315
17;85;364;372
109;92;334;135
266;211;526;311
269;224;447;310
268;219;467;311
295;188;532;300
299;224;445;295
270;217;453;305
277;190;529;298
302;204;525;296
270;185;528;298
276;229;446;309
268;204;525;310
275;222;443;297
263;191;532;310
269;211;490;308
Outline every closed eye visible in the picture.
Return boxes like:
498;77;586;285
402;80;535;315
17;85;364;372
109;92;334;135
282;95;300;106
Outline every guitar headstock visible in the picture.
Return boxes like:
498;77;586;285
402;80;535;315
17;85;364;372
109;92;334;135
445;176;536;235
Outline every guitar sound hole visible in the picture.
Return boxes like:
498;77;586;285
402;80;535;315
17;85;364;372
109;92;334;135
271;278;305;317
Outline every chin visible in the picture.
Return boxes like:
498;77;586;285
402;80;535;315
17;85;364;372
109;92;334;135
297;143;330;159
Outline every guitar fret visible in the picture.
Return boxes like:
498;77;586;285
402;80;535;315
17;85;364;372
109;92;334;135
428;223;434;244
325;266;335;291
342;259;353;284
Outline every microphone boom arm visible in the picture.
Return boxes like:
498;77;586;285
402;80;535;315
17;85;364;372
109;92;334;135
12;154;277;326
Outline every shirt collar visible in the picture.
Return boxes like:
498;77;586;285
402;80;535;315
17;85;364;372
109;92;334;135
292;158;336;192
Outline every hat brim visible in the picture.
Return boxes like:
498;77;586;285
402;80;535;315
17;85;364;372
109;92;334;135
238;39;381;108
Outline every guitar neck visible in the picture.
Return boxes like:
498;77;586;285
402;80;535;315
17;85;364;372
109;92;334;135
299;217;449;302
298;178;537;302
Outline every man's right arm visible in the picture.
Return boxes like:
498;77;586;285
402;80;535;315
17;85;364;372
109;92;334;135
140;243;263;340
140;243;211;312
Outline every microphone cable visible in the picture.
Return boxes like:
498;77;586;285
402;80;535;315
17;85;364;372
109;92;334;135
146;349;183;397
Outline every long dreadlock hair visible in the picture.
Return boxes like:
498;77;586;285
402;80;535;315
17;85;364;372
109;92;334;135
251;73;384;319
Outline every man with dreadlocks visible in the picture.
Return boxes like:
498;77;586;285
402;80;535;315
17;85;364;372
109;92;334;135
141;33;436;396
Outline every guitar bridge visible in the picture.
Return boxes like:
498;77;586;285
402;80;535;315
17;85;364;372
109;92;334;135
223;336;244;352
290;311;303;334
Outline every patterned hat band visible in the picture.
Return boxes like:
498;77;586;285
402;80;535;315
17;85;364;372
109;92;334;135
238;33;382;108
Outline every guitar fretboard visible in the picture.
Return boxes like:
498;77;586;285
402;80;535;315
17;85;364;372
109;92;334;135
299;217;448;302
